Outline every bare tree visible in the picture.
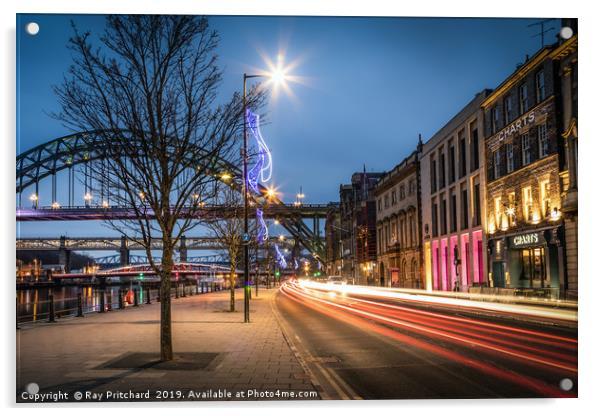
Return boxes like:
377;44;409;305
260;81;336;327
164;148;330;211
53;15;264;361
205;185;248;312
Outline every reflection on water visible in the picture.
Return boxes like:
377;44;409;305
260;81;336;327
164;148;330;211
16;285;150;323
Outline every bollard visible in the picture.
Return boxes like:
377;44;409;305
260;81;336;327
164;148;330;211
119;289;124;309
157;287;161;302
146;287;151;304
99;290;105;313
77;293;84;317
48;294;56;322
195;282;199;295
175;284;179;299
134;288;139;307
182;283;187;297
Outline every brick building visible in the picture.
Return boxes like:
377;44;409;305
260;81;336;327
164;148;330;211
375;146;423;288
483;45;567;298
331;170;384;283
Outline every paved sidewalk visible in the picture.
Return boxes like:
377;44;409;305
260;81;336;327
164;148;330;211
16;288;319;402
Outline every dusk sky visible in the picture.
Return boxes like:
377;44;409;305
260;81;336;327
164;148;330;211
16;14;560;240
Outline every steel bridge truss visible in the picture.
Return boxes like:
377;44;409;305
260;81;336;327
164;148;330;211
16;130;326;262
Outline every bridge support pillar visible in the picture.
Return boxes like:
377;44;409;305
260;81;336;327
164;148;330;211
120;236;130;267
59;236;71;273
179;236;188;263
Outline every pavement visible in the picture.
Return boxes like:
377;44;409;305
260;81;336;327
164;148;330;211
16;287;319;402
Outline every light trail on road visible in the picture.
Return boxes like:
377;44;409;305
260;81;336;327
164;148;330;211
279;280;577;398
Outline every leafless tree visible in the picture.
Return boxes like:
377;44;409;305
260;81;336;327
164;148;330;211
205;185;249;312
53;15;265;361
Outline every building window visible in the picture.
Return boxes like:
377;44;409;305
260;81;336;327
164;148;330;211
519;83;529;113
432;201;439;237
522;186;533;222
439;152;446;189
493;148;502;179
540;180;551;217
461;187;469;230
536;70;545;104
470;123;479;172
441;199;447;235
492;106;500;132
508;192;516;226
538;124;549;158
521;134;531;165
391;188;397;205
378;198;382;212
450;192;457;232
409;180;415;195
506;143;514;173
430;157;437;194
473;181;481;227
400;184;405;200
459;136;467;177
384;194;389;208
494;196;502;228
449;142;456;183
504;95;513;125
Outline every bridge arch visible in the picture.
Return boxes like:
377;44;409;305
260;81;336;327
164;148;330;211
16;131;326;263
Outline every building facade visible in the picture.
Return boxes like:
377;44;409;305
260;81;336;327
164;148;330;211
483;46;567;298
420;90;491;292
550;25;578;299
375;147;423;288
324;202;342;276
334;170;384;283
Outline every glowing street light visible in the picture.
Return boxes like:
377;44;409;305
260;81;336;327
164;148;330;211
51;201;60;209
84;192;93;206
242;57;291;323
29;193;38;208
278;234;285;242
264;185;277;201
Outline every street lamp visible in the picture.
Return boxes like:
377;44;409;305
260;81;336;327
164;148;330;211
294;186;305;207
242;64;288;323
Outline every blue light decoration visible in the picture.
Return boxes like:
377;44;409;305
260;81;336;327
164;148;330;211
274;244;287;269
294;259;299;270
245;109;273;195
256;208;269;243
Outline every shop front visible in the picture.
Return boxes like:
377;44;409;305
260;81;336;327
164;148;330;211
488;225;565;298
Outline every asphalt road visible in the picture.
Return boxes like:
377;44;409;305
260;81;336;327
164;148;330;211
274;280;577;400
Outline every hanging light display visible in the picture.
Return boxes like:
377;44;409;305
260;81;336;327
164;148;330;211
274;244;287;269
256;208;269;242
245;109;272;195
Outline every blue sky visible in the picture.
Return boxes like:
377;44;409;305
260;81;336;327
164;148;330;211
16;14;559;241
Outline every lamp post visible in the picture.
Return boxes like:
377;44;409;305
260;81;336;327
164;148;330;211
242;65;287;323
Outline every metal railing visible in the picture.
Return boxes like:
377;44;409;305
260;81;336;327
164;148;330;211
16;280;229;328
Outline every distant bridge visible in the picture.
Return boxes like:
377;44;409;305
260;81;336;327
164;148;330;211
16;203;329;222
16;130;331;263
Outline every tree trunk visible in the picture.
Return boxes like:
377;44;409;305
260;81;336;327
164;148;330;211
229;268;236;312
160;252;174;361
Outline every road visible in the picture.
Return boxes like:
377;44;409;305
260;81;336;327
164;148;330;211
274;279;577;400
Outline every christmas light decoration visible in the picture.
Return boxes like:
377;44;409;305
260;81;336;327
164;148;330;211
256;208;269;242
246;109;272;194
274;244;287;269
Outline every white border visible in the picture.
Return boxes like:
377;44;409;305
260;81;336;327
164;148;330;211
2;1;599;416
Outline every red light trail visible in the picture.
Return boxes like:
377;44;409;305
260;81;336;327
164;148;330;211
280;280;577;398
